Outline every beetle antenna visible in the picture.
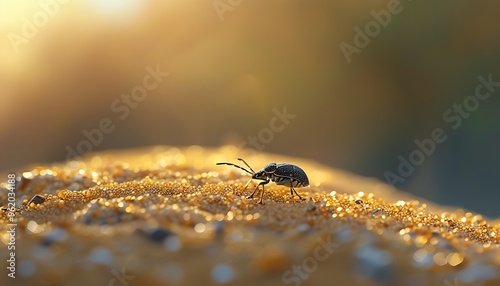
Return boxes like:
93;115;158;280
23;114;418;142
237;158;255;174
216;162;254;175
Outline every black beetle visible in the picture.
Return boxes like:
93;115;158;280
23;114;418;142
216;158;309;204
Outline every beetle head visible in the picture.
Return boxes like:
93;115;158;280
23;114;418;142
252;170;268;180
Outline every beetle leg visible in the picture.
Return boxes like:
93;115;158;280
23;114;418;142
247;180;269;203
243;178;253;190
247;185;257;199
290;185;305;201
246;180;266;198
258;183;266;204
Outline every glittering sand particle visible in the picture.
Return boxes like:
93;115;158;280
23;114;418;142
0;146;499;286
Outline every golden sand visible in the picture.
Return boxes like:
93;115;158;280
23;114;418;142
1;146;499;286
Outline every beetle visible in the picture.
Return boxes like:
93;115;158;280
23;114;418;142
216;158;309;204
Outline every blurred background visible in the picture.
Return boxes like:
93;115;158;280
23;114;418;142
1;0;499;217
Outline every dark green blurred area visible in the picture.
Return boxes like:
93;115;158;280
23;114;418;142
1;0;499;217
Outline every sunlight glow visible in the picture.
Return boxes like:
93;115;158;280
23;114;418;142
88;0;143;19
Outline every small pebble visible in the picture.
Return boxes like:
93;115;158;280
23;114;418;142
147;227;175;242
18;261;36;277
88;247;114;266
41;228;68;246
297;224;310;232
211;264;235;284
164;236;181;252
67;183;81;190
355;245;394;283
28;195;45;205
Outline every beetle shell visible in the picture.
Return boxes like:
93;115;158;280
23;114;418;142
272;163;309;187
264;163;277;173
